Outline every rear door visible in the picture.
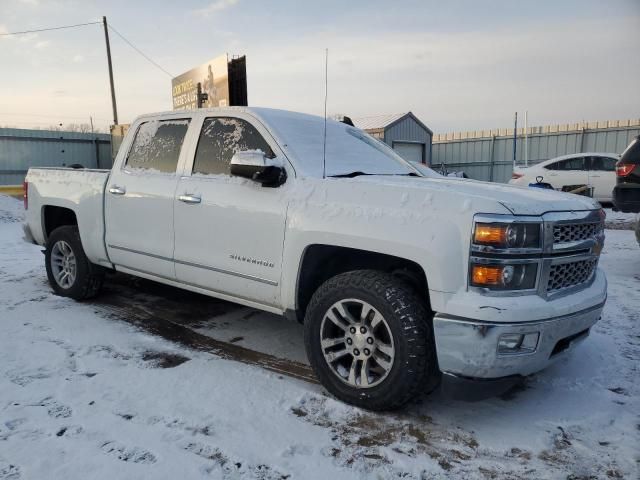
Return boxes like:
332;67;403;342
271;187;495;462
173;112;291;309
105;117;192;279
543;157;588;191
587;156;617;202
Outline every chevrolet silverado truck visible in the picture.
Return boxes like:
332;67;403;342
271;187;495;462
23;107;607;410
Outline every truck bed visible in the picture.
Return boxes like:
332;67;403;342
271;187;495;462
25;167;111;267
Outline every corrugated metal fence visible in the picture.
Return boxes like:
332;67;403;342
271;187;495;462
0;128;111;186
431;119;640;183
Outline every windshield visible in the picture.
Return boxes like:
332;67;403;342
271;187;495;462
258;109;414;177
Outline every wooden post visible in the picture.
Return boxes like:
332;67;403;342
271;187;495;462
102;17;118;125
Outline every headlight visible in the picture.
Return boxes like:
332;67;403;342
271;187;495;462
470;262;538;290
473;222;541;250
470;216;543;293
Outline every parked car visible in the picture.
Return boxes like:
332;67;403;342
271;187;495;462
613;135;640;213
510;152;619;203
23;107;607;410
613;135;640;247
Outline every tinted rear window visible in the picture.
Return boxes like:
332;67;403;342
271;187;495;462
546;157;585;170
589;156;617;171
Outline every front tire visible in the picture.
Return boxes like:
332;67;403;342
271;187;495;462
45;225;104;300
304;270;439;411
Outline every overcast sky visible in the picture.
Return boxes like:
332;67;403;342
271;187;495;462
0;0;639;133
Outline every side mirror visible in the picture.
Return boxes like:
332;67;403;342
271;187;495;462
230;150;286;187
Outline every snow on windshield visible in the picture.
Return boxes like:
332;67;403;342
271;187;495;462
259;110;413;177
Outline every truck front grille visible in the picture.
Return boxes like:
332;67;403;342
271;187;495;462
553;222;600;244
547;258;598;292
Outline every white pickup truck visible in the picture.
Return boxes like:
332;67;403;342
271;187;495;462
23;107;607;410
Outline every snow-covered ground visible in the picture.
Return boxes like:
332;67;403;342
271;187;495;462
0;194;638;480
604;208;638;231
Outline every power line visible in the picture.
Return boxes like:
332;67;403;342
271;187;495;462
107;24;173;77
0;21;101;36
0;20;173;78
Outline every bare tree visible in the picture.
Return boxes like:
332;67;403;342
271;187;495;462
64;123;93;133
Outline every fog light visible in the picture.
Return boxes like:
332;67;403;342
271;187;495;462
521;332;539;351
498;332;539;354
498;334;523;351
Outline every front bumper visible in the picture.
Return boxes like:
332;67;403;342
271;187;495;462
433;300;604;379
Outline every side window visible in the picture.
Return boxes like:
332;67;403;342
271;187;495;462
603;157;617;171
126;119;190;173
549;157;584;171
589;156;616;172
193;117;275;175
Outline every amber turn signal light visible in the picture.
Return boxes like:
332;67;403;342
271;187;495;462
473;225;506;245
471;265;503;286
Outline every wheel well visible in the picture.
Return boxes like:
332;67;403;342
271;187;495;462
43;206;78;239
295;244;429;322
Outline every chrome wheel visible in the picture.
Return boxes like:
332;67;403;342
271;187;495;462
50;240;76;289
320;299;395;389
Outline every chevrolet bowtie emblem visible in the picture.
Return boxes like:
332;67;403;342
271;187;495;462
593;241;603;256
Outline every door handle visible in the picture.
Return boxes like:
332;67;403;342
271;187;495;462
178;194;201;204
590;175;600;178
109;185;126;195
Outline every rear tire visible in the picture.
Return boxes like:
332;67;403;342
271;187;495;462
304;270;439;411
45;225;104;300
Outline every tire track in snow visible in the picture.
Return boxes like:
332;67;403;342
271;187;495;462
92;274;317;384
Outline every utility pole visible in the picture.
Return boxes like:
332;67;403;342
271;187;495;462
196;82;208;108
89;116;94;134
512;111;518;168
102;16;118;125
524;111;528;167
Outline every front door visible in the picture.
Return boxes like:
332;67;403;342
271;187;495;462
173;113;290;309
105;117;192;279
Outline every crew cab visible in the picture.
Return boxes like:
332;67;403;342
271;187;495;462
23;107;607;410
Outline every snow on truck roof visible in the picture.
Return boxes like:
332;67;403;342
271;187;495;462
135;107;416;178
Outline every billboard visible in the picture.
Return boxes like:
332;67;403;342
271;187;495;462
172;54;231;110
228;56;248;107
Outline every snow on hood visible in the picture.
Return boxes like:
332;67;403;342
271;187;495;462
340;175;600;216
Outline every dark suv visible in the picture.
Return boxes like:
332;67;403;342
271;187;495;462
613;135;640;213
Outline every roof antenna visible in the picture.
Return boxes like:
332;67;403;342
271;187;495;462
322;48;328;179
